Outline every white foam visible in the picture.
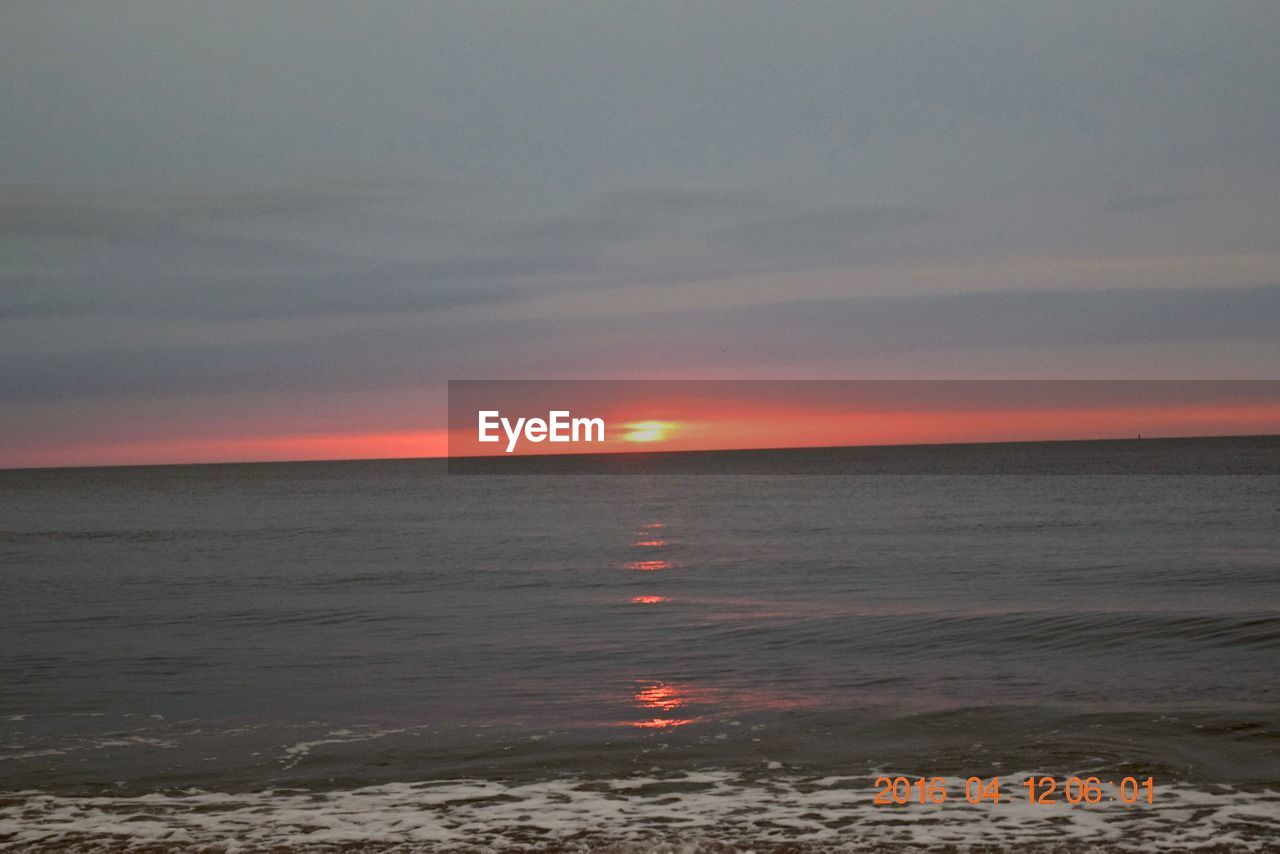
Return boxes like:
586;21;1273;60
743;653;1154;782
0;771;1277;852
277;725;423;770
0;735;177;762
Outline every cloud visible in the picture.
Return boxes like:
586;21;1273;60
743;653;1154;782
0;181;427;235
719;205;934;258
734;283;1280;352
5;283;1276;404
0;181;606;322
0;184;368;270
493;186;770;257
1104;191;1195;213
593;187;766;215
0;182;887;327
0;253;604;322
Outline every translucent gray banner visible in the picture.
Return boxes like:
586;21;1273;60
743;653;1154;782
447;380;1280;474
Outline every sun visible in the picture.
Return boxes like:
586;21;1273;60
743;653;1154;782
622;420;676;443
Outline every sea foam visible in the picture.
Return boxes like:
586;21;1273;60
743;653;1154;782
2;771;1278;852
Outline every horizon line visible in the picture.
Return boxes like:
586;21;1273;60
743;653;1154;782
4;431;1277;474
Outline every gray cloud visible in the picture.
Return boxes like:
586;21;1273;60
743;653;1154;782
594;187;766;215
0;184;372;271
5;284;1276;404
0;182;894;325
0;182;419;234
7;3;1278;192
719;205;934;258
494;187;772;254
0;266;527;322
0;182;604;321
737;284;1280;351
1104;192;1196;213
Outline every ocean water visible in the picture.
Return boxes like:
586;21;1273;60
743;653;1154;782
1;448;1279;851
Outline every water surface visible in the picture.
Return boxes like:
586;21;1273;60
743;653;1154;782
1;449;1278;849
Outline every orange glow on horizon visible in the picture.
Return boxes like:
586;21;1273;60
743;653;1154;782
630;595;670;604
622;420;677;443
7;429;451;470
12;393;1280;470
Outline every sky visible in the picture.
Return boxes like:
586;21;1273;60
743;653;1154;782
2;2;1280;467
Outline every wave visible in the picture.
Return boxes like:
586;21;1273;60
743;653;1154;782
2;771;1277;852
682;610;1280;661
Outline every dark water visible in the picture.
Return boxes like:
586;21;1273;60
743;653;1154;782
2;450;1279;850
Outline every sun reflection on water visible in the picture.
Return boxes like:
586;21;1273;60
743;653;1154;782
619;521;697;727
625;559;671;571
630;717;697;729
628;681;703;729
636;682;684;711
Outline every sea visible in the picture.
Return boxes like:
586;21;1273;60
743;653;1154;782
2;439;1279;851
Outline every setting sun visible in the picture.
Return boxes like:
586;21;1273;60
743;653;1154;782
622;420;676;443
